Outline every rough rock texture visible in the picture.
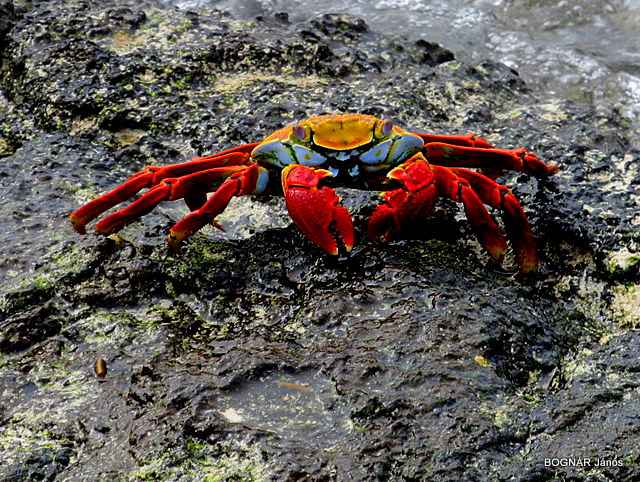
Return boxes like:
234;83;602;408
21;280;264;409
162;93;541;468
0;1;638;481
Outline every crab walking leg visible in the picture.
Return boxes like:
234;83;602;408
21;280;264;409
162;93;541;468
70;170;159;235
167;165;270;250
368;154;510;265
69;144;258;234
430;165;510;264
93;165;250;235
415;132;495;149
450;168;539;274
423;142;559;177
281;164;355;255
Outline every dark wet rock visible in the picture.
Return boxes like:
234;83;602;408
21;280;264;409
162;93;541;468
0;0;15;42
0;0;638;480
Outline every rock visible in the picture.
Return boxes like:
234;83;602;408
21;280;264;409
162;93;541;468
0;0;638;480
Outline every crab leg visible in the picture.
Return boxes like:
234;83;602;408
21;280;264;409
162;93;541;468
281;164;354;255
167;164;269;250
92;165;252;236
415;132;495;149
69;143;258;234
422;142;558;177
450;168;539;273
429;165;510;264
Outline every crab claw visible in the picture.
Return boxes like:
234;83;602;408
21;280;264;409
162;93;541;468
282;165;354;255
367;155;438;242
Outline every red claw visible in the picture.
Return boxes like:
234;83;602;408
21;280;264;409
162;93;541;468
282;165;354;255
367;155;438;242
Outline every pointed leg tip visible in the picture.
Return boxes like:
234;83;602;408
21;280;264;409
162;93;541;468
69;212;90;234
518;263;538;275
167;231;184;252
70;221;87;235
95;223;117;236
487;247;507;263
211;220;225;232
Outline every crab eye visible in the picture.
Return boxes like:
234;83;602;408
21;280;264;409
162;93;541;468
382;119;393;135
292;124;307;140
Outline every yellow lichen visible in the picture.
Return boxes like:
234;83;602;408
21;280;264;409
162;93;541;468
111;128;147;147
610;284;640;328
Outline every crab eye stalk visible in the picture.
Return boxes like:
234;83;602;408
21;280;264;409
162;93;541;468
382;119;393;135
374;119;394;138
292;124;308;141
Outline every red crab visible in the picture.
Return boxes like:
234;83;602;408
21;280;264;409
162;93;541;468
70;114;558;273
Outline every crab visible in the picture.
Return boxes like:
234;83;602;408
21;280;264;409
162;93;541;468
70;113;558;273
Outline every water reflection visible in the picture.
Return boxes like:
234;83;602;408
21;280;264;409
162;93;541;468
217;370;352;447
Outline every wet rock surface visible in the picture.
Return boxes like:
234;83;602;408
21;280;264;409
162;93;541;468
0;1;638;480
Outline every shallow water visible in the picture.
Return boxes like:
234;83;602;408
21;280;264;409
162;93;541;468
175;0;640;130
